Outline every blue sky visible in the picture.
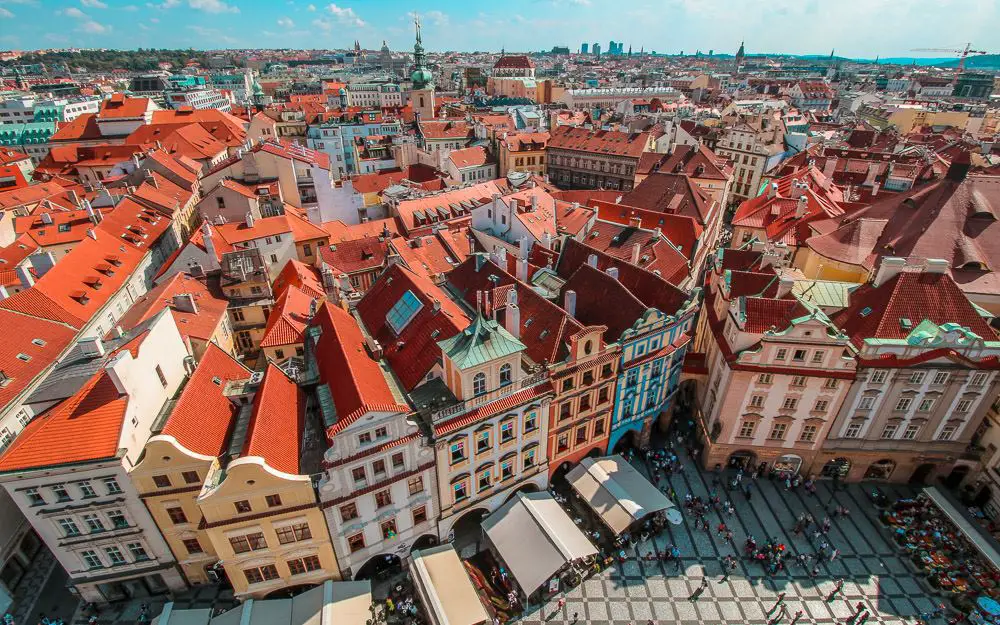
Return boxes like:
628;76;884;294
0;0;997;59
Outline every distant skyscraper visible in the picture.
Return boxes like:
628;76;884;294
609;41;616;55
581;42;589;54
593;43;601;58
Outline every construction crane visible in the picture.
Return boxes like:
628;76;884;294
910;43;988;71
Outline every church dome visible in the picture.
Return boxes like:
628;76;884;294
411;68;433;86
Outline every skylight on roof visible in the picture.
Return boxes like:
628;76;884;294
386;290;424;335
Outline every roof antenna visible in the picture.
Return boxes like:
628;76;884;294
476;290;483;316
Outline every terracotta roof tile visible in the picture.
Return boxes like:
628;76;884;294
318;235;389;275
448;146;489;169
0;309;76;411
548;125;649;159
260;285;314;348
243;364;305;474
116;272;229;343
621;172;713;226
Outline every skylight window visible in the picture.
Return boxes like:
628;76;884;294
386;290;423;335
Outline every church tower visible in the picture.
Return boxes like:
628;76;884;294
734;40;745;70
410;16;435;120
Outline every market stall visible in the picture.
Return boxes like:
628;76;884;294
565;455;676;536
481;491;598;598
925;486;1000;570
410;544;491;625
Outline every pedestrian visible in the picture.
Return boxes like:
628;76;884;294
790;609;804;624
571;612;579;625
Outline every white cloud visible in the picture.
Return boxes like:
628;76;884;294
138;22;149;29
325;3;363;27
149;16;159;22
276;16;293;27
306;3;315;9
187;24;237;43
0;0;36;5
60;7;86;17
311;17;331;31
78;19;109;33
0;7;13;16
81;0;108;7
146;0;178;8
423;9;448;26
188;0;238;13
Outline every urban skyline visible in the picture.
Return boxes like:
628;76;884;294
0;0;997;59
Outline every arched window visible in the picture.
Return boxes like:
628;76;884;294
499;364;512;387
473;373;487;396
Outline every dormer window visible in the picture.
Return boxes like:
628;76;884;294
499;364;512;387
473;372;487;396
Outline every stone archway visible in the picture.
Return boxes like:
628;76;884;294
864;459;896;481
820;457;851;478
727;450;757;471
354;553;402;581
945;465;971;489
773;454;803;475
910;463;935;485
410;533;439;553
611;427;640;455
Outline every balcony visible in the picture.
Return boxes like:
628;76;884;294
431;372;549;424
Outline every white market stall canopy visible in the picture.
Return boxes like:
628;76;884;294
410;544;491;625
924;486;1000;571
566;455;675;535
481;491;598;596
152;580;372;625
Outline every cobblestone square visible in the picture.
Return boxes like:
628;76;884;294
515;447;944;625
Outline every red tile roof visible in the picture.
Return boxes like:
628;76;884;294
16;208;96;247
0;181;76;212
98;94;153;119
548;126;650;160
503;132;549;152
260;285;314;348
659;144;732;181
311;301;409;436
592;200;701;253
49;114;103;143
357;263;470;390
0;309;76;412
115;272;229;343
833;270;997;349
391;235;460;279
622;172;713;226
160;343;249;457
742;297;806;333
273;259;324;299
213;214;293;245
580;219;690;285
243;364;305;474
319;235;389;275
449;146;489;170
323;217;400;242
494;55;535;69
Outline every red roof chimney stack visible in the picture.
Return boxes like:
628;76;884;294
946;149;971;183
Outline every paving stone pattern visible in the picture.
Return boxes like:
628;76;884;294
515;447;942;625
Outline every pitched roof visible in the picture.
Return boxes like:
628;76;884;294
0;309;76;412
832;270;997;349
260;285;314;348
579;220;690;285
591;200;701;255
659;144;732;180
319;235;389;275
98;94;153;119
391;235;461;279
273;259;325;299
323;217;400;242
160;343;249;457
419;120;473;140
494;55;535;69
213;214;293;245
357;263;470;390
548;126;649;159
742;297;808;333
621;172;713;226
311;301;409;434
115;272;229;343
243;364;305;474
438;313;525;370
449;146;489;170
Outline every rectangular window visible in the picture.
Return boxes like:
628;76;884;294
450;441;466;464
811;351;824;364
243;568;264;585
918;398;935;412
775;348;787;361
769;423;788;440
78;481;96;498
844;422;863;438
453;481;468;502
108;509;128;529
626;370;638;387
781;397;798;410
103;477;122;495
391;452;405;470
738;421;756;438
234;500;252;513
352;466;367;483
957;399;974;412
182;538;203;555
500;459;514;481
153;475;171;488
881;424;898;439
475;430;490;454
971;372;989;387
791;375;806;387
182;471;200;484
523;448;536;468
938;425;957;441
557;433;569;452
81;550;102;569
894;398;912;411
52;484;71;502
58;518;81;537
358;432;372;445
594;419;606;436
25;488;44;506
229;532;267;554
477;469;491;492
758;373;773;384
372;459;387;478
902;424;920;440
340;502;359;522
749;395;764;408
374;489;392;508
155;365;168;388
799;425;818;442
933;372;949;385
83;513;103;533
127;542;149;561
575;425;587;445
348;533;365;553
381;518;397;539
413;505;428;526
824;379;838;390
105;546;126;565
375;426;388;439
407;475;423;496
909;371;926;384
524;413;537;432
792;349;806;362
814;400;829;412
870;370;888;384
276;522;312;545
166;507;187;525
859;396;876;410
500;421;515;443
598;386;610;404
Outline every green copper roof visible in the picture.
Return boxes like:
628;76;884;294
792;279;853;309
437;314;525;370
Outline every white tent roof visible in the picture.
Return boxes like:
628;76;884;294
566;455;675;535
154;581;372;625
410;544;490;625
481;491;597;595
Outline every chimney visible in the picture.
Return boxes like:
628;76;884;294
946;150;971;182
542;231;553;249
504;303;520;338
84;200;99;225
587;254;598;268
874;257;907;287
475;254;487;272
172;293;198;314
925;258;949;274
530;194;538;212
491;192;502;216
563;289;577;317
201;222;219;269
320;262;336;290
519;236;530;259
629;216;642;229
509;198;519;216
517;257;529;282
871;182;880;197
631;242;641;264
68;189;80;207
607;266;619;280
15;264;34;289
103;350;135;396
245;211;255;228
776;274;795;298
767;182;777;199
653;227;662;239
76;336;106;358
795;194;807;218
